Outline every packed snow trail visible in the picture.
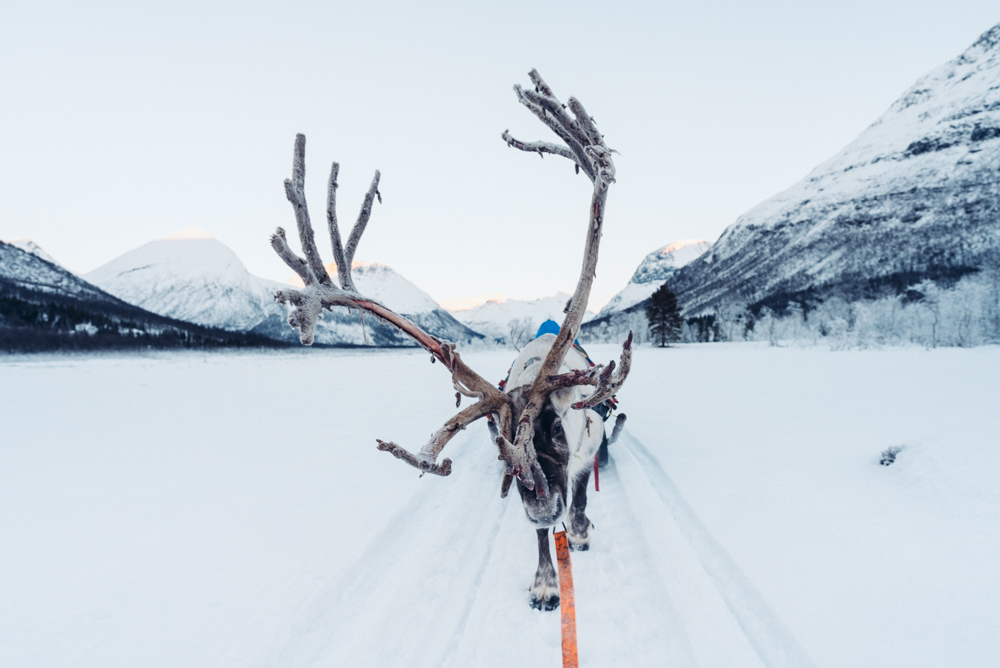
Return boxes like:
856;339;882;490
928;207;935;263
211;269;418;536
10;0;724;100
6;347;998;665
256;428;812;667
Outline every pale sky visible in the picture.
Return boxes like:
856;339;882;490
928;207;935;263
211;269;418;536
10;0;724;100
2;1;997;310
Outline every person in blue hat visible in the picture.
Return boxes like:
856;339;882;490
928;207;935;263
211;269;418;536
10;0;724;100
534;319;561;338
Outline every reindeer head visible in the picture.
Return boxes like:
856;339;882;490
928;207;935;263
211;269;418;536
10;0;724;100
268;70;630;500
502;333;614;526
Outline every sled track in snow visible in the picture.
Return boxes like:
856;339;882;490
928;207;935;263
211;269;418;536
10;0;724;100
615;433;815;667
256;431;813;667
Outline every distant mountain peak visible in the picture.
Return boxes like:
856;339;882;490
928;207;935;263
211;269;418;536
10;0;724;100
287;260;400;287
655;239;708;257
964;22;1000;58
593;239;709;319
162;227;215;241
4;239;62;268
440;294;524;311
630;239;710;285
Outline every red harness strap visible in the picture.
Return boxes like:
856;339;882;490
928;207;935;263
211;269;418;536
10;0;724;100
593;455;600;492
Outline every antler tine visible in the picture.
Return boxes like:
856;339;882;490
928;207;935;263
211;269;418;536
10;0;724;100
512;86;596;182
501;130;576;162
271;227;314;287
567;97;602;147
543;330;633;402
525;70;591;147
285;134;333;287
527;68;553;97
573;331;633;409
326;161;356;292
345;170;381;269
375;399;496;476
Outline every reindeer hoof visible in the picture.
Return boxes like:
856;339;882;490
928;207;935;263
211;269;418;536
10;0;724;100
529;591;560;611
528;578;560;611
567;520;594;551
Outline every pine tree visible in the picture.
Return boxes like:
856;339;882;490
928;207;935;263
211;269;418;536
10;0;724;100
646;283;683;346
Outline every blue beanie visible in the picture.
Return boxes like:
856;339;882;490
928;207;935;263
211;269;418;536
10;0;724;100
535;319;561;338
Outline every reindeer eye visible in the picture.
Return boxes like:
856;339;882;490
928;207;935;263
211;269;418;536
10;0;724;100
552;420;564;436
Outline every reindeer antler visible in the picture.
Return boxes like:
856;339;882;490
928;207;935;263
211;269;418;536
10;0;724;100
271;69;632;500
501;70;632;484
270;134;548;491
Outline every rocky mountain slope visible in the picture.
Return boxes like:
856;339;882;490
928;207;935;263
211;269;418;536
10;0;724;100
86;229;483;347
595;240;709;319
3;239;63;268
670;23;1000;317
582;239;708;341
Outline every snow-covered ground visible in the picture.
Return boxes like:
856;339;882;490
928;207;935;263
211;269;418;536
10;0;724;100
2;344;998;667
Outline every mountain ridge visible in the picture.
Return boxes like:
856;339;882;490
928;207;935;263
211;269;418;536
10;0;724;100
584;23;1000;346
0;240;284;352
669;22;1000;316
86;233;484;347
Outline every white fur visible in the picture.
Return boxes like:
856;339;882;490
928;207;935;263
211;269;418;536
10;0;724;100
506;334;603;525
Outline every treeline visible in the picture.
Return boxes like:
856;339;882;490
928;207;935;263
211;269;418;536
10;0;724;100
0;282;286;353
583;264;1000;349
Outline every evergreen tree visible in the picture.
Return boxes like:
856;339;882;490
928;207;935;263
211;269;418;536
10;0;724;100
646;283;683;346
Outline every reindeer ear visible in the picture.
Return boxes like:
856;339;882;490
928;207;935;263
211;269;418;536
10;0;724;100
506;386;530;415
549;386;577;414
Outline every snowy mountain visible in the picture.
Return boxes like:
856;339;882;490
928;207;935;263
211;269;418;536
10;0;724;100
595;240;709;319
449;292;596;345
3;239;63;268
668;24;1000;317
581;239;709;343
86;229;274;332
1;239;114;305
0;239;278;351
86;229;483;346
584;24;1000;346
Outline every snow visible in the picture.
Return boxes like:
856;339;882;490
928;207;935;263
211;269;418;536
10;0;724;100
2;344;999;666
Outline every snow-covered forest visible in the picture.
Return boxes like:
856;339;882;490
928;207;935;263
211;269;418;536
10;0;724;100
585;266;1000;349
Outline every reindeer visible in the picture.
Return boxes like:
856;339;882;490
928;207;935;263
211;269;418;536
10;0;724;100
269;70;632;611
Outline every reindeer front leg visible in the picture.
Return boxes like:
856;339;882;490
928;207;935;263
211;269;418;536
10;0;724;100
529;528;560;611
567;468;593;551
